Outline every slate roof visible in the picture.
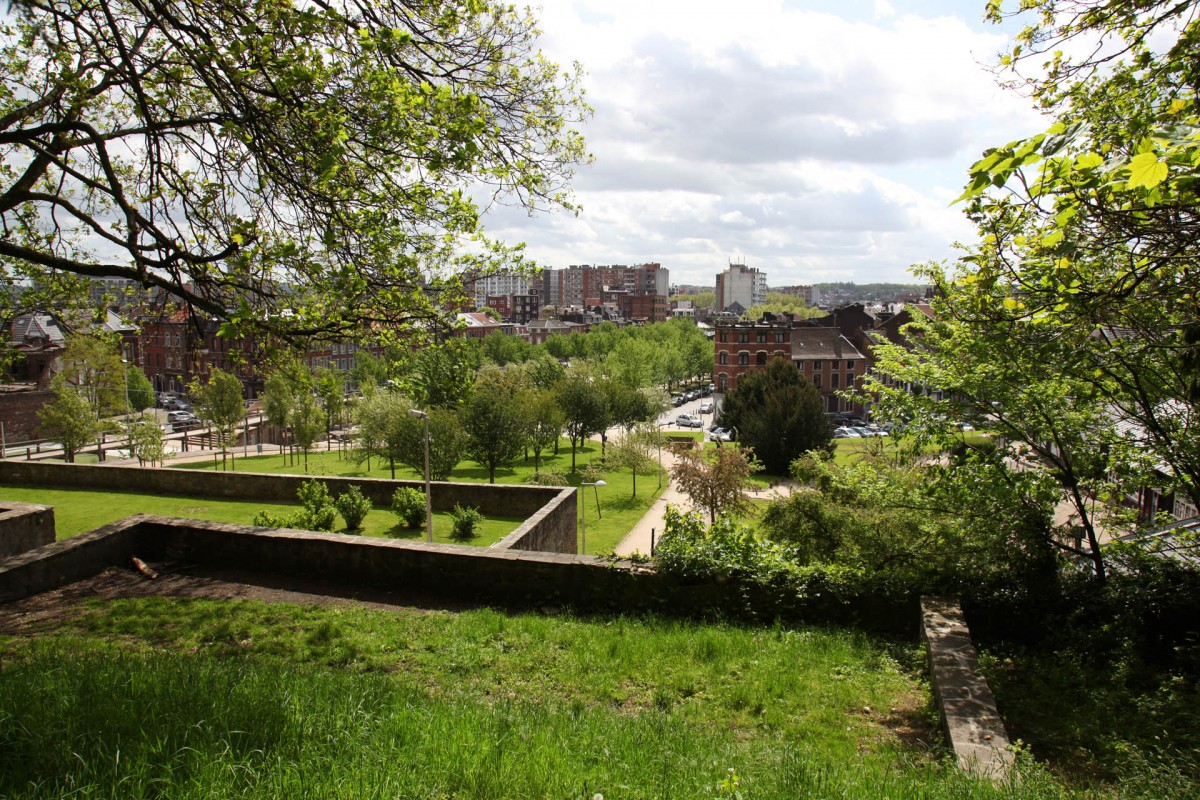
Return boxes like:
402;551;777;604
791;328;866;361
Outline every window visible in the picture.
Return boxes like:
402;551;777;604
718;373;728;391
831;373;839;388
756;331;767;343
774;332;785;343
846;359;855;369
739;332;749;344
738;352;749;366
813;360;823;370
719;351;728;365
756;351;767;365
719;332;727;343
812;374;821;388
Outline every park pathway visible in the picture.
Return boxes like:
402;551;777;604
613;448;688;558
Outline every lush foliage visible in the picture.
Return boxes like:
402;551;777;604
460;371;528;483
127;417;166;467
448;503;484;540
718;357;832;474
669;444;762;524
391;487;427;530
333;485;372;531
190;367;246;468
253;480;337;532
0;0;588;343
35;380;101;462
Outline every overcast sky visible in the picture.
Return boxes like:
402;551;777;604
479;0;1046;288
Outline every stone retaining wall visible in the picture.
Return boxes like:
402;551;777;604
921;596;1014;781
0;502;55;559
0;461;576;554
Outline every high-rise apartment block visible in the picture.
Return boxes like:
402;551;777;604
716;263;768;312
544;263;670;321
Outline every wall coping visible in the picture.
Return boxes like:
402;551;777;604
920;595;1014;781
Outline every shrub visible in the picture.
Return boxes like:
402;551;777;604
335;485;372;530
392;487;426;529
254;479;337;532
449;504;483;540
524;470;568;486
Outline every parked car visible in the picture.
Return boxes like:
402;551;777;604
168;411;200;431
671;394;685;407
833;426;862;438
708;427;733;442
162;397;190;411
675;413;703;428
699;399;714;414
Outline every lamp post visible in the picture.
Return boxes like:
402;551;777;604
579;479;607;555
121;358;130;459
407;408;433;542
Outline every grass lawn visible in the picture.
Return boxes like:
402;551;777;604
0;597;1074;799
177;436;668;555
0;484;523;545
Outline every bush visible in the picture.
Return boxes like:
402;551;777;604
335;485;372;530
253;479;337;532
524;470;568;486
449;504;483;540
392;487;426;529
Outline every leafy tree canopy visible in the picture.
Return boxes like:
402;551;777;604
0;0;588;344
718;357;831;475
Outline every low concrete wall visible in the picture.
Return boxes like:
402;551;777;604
921;596;1014;781
1;517;913;632
0;516;145;603
0;502;55;559
0;460;577;554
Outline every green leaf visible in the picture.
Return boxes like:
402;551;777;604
1074;152;1104;170
1126;152;1168;190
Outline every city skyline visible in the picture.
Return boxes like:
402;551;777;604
479;0;1043;288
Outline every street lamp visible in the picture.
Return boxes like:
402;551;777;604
407;408;433;542
579;479;607;555
121;358;130;459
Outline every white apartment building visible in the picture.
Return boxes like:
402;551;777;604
716;263;768;312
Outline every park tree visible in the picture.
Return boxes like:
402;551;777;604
290;392;326;473
481;332;532;367
262;371;297;466
608;425;658;499
353;390;411;478
313;368;345;436
0;0;588;343
190;367;245;470
37;378;102;462
405;339;481;409
398;407;467;481
557;372;607;472
526;390;565;476
717;357;831;475
669;444;762;525
460;374;529;483
56;334;127;418
125;366;155;413
128;418;167;467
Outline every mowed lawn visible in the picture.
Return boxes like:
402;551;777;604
0;484;524;546
0;597;1075;800
1;436;667;553
177;436;670;554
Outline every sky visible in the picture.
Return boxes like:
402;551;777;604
479;0;1048;288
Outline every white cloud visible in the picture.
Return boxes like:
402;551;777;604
491;0;1044;287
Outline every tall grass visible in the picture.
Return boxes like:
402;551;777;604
0;599;1081;799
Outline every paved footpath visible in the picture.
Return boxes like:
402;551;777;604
613;449;689;558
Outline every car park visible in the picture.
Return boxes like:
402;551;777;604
675;413;703;428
